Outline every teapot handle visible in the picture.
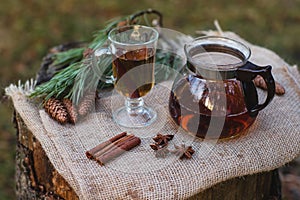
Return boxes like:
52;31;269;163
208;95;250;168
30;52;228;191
236;61;276;117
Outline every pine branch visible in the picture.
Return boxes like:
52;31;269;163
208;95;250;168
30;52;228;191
29;15;129;101
89;16;128;50
29;62;82;101
70;57;98;105
52;48;85;67
30;9;176;105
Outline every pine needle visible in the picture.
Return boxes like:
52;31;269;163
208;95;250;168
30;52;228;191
70;57;103;105
29;62;81;101
53;48;84;67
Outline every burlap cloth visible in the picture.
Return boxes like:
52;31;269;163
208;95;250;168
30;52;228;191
6;31;300;199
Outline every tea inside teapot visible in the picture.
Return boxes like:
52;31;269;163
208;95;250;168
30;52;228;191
169;36;275;139
169;72;256;139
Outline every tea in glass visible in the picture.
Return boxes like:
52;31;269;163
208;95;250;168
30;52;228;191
112;48;155;99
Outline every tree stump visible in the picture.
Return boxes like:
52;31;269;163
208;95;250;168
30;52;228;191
14;111;281;200
14;111;79;200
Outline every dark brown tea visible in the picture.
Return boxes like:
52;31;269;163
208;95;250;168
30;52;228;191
169;75;256;139
112;48;155;98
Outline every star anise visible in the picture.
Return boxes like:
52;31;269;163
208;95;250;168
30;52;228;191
150;143;170;158
172;144;195;159
152;133;174;146
150;143;159;151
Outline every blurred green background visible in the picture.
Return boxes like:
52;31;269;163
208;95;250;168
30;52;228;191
1;0;299;199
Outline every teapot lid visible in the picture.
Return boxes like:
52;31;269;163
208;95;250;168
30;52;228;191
184;36;251;80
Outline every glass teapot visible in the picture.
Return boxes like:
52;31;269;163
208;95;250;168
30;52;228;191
169;36;276;139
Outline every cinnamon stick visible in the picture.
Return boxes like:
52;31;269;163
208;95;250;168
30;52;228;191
96;136;141;165
93;134;135;158
86;132;127;159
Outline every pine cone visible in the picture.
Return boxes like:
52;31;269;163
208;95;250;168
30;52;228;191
78;92;95;117
83;48;94;58
62;98;78;124
44;98;69;124
117;20;129;27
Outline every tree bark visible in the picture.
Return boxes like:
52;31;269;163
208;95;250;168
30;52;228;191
14;111;79;200
189;169;281;200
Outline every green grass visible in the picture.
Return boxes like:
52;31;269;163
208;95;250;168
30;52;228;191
1;0;299;198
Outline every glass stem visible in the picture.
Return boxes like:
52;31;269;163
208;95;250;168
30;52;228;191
125;97;144;116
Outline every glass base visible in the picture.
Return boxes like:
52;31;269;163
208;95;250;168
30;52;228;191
113;105;157;128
